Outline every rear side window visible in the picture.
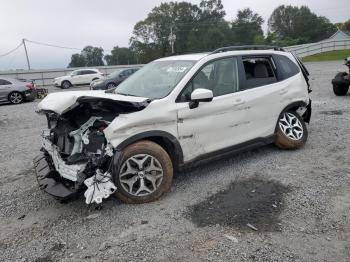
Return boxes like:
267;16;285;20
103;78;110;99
275;55;300;79
0;79;11;85
242;56;277;89
82;70;96;75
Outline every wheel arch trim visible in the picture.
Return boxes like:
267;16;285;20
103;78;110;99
115;130;184;167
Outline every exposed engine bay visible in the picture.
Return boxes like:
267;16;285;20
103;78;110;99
34;96;149;204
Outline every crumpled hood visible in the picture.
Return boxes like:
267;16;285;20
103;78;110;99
37;90;148;115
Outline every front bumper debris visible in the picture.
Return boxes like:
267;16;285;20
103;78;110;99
33;153;79;199
302;99;312;123
84;170;117;204
42;138;86;182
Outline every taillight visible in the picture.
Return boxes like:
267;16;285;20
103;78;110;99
26;83;33;89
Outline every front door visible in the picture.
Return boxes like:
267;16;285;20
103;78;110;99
0;79;12;101
176;57;249;162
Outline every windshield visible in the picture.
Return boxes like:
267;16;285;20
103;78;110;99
115;60;195;99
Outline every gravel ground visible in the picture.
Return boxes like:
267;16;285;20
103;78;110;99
0;62;349;262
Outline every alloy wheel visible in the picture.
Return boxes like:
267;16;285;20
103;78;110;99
9;92;23;104
278;112;304;140
119;154;164;197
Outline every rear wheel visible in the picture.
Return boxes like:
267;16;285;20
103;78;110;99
114;140;173;204
333;83;349;96
9;92;23;104
274;111;308;149
61;81;71;89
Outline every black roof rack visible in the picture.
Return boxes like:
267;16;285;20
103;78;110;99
210;45;285;55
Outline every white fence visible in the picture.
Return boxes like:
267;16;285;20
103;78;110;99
0;64;142;86
285;39;350;58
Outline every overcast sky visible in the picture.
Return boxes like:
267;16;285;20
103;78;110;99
0;0;348;70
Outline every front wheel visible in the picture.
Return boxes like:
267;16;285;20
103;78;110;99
274;111;308;149
106;82;116;89
114;140;173;204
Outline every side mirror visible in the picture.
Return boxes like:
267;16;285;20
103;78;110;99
189;88;213;109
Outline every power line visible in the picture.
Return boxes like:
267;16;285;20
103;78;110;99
0;42;23;58
25;39;112;52
25;39;83;51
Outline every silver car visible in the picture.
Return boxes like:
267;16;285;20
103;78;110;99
0;78;36;104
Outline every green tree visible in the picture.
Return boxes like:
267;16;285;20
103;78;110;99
339;19;350;31
68;46;105;67
268;5;337;45
68;53;86;67
81;46;104;66
105;46;136;65
129;0;232;62
231;8;264;45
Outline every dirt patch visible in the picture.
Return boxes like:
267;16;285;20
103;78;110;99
189;178;290;232
320;110;343;115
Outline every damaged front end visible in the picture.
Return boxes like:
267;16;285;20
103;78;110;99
34;92;149;204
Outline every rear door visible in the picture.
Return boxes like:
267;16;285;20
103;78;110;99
83;70;99;84
236;55;283;139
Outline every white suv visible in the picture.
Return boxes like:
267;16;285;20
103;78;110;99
54;69;104;89
35;46;312;205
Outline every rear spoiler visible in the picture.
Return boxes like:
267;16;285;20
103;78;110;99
291;53;311;93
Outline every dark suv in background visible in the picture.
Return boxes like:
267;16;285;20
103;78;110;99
90;68;140;90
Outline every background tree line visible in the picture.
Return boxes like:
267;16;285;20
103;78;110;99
69;0;346;67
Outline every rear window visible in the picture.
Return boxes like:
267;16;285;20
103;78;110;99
275;55;300;79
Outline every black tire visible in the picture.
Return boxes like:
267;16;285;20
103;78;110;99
333;84;349;96
106;82;116;89
114;140;173;204
274;111;308;150
61;81;71;89
8;91;24;104
333;72;349;96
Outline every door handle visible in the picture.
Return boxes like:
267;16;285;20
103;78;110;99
233;99;245;106
279;89;288;95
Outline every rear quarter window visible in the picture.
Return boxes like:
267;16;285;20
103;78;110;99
275;55;300;79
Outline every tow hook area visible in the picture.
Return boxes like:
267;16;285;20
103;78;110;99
84;170;117;204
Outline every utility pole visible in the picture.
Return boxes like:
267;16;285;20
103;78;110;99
22;39;31;70
168;26;176;54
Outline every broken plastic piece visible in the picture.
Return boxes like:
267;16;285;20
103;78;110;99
84;170;117;204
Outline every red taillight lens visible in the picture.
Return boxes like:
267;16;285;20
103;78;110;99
26;83;33;89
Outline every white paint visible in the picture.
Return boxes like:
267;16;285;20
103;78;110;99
39;49;311;164
53;69;104;87
37;90;147;115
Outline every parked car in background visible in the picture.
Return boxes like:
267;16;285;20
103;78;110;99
54;69;105;89
0;78;36;104
90;68;140;90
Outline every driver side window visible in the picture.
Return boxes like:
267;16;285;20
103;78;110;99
178;57;239;102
